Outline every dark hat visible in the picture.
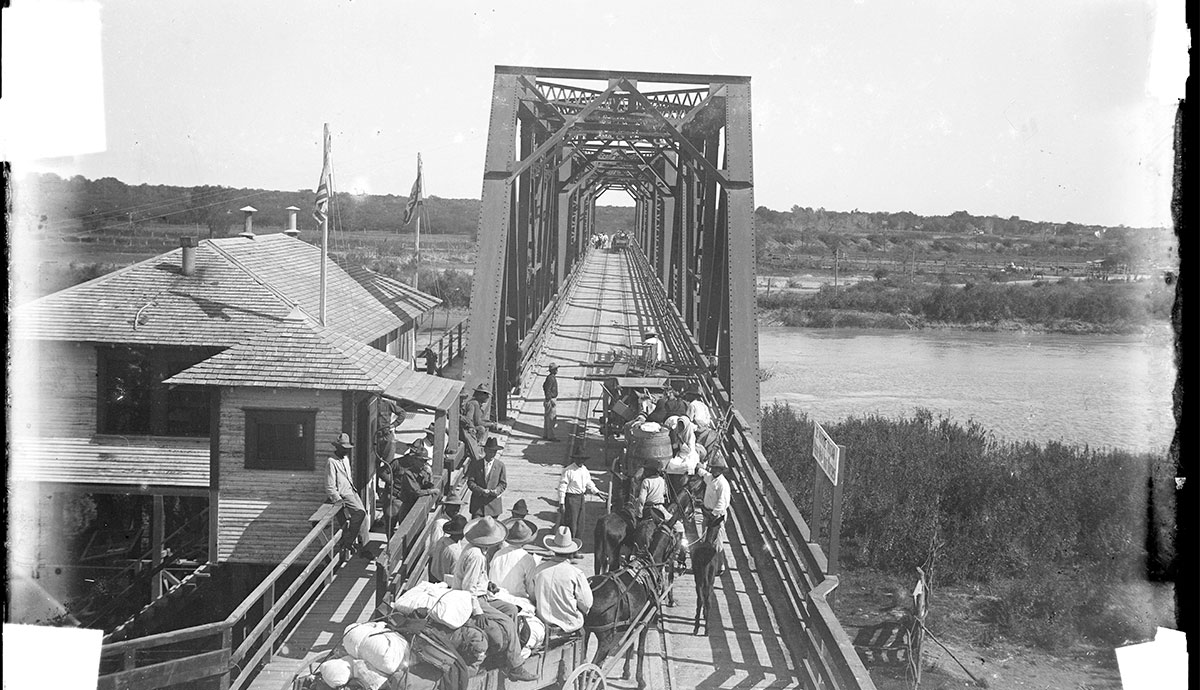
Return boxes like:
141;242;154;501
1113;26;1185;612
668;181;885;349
439;495;467;507
464;516;507;547
548;362;559;371
443;514;467;536
483;437;502;451
510;499;529;519
331;432;353;449
684;382;702;396
642;455;666;470
504;519;538;545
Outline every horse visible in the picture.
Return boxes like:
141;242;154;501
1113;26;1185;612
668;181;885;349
582;516;681;689
593;465;643;575
690;540;722;635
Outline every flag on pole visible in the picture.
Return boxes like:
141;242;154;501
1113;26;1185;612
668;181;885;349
313;124;331;224
402;154;423;226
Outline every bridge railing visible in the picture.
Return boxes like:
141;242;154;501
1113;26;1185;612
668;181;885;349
623;242;877;690
97;512;345;690
423;318;467;375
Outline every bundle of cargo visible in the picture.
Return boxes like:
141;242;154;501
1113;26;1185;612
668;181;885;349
294;582;548;690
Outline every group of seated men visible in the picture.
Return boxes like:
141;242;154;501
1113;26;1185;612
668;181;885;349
424;497;592;682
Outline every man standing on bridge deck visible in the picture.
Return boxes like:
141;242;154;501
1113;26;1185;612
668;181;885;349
467;437;508;518
543;362;560;441
557;458;608;550
700;452;732;552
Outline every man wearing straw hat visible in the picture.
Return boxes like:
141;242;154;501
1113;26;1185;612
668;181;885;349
455;516;538;682
699;451;733;547
462;383;497;448
489;516;541;598
528;526;593;634
325;432;369;561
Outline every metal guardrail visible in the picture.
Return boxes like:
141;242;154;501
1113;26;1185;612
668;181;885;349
623;242;877;690
97;512;346;690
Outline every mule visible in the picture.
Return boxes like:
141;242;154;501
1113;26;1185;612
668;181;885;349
582;517;680;690
690;540;722;635
593;465;644;575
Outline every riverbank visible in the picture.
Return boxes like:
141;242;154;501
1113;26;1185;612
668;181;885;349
757;307;1174;335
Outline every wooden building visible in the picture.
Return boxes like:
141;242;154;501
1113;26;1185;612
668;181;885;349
9;232;452;618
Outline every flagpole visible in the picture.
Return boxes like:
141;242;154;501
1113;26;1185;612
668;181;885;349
319;123;330;326
414;152;422;292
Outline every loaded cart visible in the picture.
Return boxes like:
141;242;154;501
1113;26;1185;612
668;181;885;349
291;581;594;690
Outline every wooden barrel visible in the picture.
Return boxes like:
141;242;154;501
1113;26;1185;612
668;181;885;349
626;423;672;471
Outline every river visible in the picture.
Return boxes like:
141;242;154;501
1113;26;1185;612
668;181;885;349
758;326;1176;453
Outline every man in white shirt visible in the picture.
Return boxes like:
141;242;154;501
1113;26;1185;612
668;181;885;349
527;526;593;634
557;460;608;549
663;415;700;501
489;518;540;598
685;384;717;457
642;329;666;365
700;452;733;547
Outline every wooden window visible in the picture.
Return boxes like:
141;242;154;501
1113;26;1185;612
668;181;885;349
244;409;316;471
97;346;214;437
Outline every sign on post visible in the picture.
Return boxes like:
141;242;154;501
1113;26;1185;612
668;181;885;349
813;421;841;486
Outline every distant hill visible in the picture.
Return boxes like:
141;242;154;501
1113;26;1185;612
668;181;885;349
15;174;1170;267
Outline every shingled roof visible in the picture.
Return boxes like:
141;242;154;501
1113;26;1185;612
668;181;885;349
165;309;463;410
14;233;440;347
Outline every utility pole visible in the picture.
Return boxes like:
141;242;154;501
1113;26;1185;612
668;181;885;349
833;249;841;295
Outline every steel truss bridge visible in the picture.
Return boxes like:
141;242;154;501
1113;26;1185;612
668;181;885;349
94;67;877;690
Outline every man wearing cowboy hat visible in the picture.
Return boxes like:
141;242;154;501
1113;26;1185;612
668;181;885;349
699;451;733;546
542;362;560;441
429;495;467;553
455;516;538;682
325;432;369;560
429;514;467;585
461;383;498;448
489;517;541;598
527;526;593;634
467;436;508;518
388;445;436;533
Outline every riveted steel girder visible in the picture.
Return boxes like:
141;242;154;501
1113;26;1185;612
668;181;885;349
467;67;759;437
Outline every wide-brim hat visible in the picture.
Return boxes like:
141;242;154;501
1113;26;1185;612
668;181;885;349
473;383;491;397
464;516;507;547
684;382;702;396
708;452;728;471
543;526;583;554
547;362;559;371
644;329;658;337
642;456;666;470
510;499;529;519
331;432;353;449
439;496;467;507
483;437;503;451
504;519;538;545
443;514;467;536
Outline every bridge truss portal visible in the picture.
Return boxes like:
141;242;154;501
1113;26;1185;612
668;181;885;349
466;66;761;436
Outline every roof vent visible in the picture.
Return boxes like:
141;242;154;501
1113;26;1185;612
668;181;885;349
239;206;257;239
284;206;301;237
180;236;198;275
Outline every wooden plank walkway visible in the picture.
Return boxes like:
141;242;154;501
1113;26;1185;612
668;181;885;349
503;248;800;689
250;247;798;689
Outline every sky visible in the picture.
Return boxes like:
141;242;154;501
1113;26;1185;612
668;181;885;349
1;0;1187;228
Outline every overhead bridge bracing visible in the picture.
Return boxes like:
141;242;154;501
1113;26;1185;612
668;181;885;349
465;66;760;437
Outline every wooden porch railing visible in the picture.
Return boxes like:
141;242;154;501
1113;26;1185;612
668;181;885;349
97;512;345;690
423;319;467;376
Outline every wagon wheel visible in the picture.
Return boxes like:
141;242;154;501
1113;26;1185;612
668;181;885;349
561;663;606;690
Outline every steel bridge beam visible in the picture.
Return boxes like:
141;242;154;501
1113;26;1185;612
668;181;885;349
467;67;760;436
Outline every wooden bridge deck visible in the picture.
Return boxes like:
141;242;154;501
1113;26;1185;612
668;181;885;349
250;247;799;689
502;248;800;689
